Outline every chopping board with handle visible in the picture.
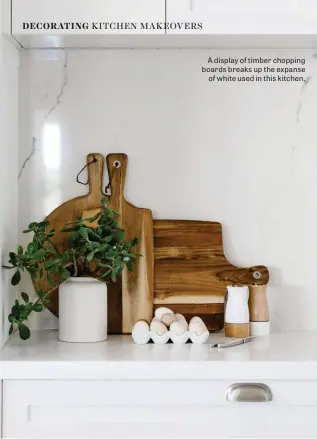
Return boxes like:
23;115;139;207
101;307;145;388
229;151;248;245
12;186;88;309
82;153;154;334
153;220;269;331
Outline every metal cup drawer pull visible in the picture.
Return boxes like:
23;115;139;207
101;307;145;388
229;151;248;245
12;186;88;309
226;383;273;402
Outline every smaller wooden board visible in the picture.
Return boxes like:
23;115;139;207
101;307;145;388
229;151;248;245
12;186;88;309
154;220;269;331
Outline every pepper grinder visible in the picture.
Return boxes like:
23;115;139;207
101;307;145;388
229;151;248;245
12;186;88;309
225;285;250;338
248;284;270;336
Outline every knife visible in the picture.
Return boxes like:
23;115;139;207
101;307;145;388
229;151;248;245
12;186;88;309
210;336;254;349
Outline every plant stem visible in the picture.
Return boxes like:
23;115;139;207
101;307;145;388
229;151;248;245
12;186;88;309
73;254;78;277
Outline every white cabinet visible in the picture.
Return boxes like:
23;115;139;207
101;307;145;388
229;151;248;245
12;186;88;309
166;0;317;34
12;0;165;35
4;379;317;438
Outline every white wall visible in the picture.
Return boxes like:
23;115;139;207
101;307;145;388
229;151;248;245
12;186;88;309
0;16;19;346
18;48;317;332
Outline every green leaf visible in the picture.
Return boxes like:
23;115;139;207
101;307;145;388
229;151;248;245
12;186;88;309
32;303;43;312
20;307;29;319
111;271;117;283
61;252;69;263
44;260;57;269
49;265;59;275
95;244;110;253
9;323;14;335
11;270;21;286
39;268;44;279
88;241;101;249
79;227;89;240
8;314;15;323
11;305;19;318
28;222;37;229
27;242;38;254
18;245;23;255
21;292;29;303
18;323;30;340
101;198;109;205
113;231;124;243
23;229;32;233
32;249;46;260
87;228;103;241
87;251;95;262
60;268;70;280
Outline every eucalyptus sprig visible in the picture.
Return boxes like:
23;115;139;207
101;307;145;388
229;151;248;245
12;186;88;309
5;198;140;340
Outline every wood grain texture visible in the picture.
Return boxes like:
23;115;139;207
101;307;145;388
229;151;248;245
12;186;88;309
225;323;250;338
154;220;269;332
248;284;269;322
106;154;154;333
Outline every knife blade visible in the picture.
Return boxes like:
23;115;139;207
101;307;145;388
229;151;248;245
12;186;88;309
210;336;254;349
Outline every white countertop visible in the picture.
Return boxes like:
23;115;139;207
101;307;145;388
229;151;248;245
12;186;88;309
1;330;317;380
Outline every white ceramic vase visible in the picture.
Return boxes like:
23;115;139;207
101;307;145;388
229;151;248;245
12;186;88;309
58;277;107;343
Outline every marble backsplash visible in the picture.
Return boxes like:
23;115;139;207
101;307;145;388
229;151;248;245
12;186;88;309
18;48;317;331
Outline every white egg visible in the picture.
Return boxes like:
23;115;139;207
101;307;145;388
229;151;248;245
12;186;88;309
154;307;174;320
190;316;204;325
175;313;188;328
161;313;177;327
150;319;168;335
132;320;150;333
170;321;186;336
189;322;208;335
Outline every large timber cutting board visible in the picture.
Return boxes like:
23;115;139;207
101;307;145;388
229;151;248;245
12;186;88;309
82;153;154;334
153;220;269;331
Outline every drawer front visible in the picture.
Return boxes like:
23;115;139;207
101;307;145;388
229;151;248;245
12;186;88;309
4;379;317;438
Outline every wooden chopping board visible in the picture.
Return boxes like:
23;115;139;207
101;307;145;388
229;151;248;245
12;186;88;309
153;220;269;331
82;153;154;334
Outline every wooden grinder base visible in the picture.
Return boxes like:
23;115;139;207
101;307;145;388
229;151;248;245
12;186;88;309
225;323;250;338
